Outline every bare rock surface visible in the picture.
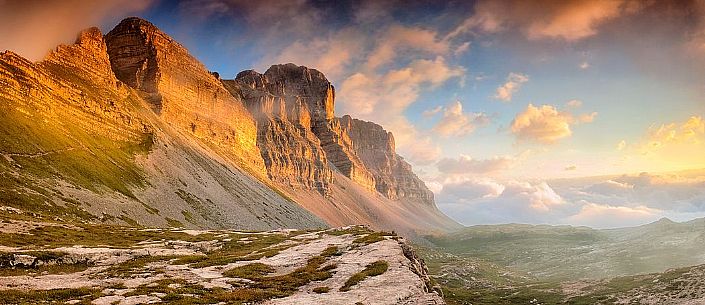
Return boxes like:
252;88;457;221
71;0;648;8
0;223;444;304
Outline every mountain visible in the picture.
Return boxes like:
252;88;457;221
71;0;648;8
427;218;705;280
421;218;705;304
0;17;458;234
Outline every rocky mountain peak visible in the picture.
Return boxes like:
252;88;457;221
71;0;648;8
263;63;335;121
105;17;266;175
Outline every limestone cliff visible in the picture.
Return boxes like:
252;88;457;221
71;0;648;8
0;17;458;234
104;17;265;175
340;116;435;206
223;64;434;206
0;22;326;230
222;70;333;194
223;64;376;194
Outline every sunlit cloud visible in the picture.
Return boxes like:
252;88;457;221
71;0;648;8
437;155;516;176
450;0;642;42
430;101;489;137
0;0;153;61
493;72;528;102
510;103;597;144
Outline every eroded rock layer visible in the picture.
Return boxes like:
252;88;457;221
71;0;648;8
340;116;435;206
105;17;265;175
224;63;434;206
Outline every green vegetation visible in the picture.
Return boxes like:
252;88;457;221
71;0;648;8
165;217;184;227
0;287;101;304
313;286;330;293
0;88;153;222
0;224;222;249
223;263;275;279
340;260;388;292
352;231;395;246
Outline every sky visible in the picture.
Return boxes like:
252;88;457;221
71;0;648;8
2;0;705;228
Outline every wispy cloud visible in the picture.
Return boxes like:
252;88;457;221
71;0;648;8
0;0;153;61
494;72;528;102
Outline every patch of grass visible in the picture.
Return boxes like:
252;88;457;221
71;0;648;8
189;234;289;268
181;210;195;224
313;286;330;293
141;202;160;215
223;263;275;279
0;287;101;304
353;231;395;246
117;214;139;227
340;260;389;292
320;246;340;257
0;224;221;249
100;255;177;278
165;217;184;228
252;254;336;293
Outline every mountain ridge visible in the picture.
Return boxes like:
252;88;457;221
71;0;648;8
0;16;459;234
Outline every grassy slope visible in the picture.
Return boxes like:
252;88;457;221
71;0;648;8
0;60;153;222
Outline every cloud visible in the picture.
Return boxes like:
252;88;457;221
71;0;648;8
431;101;489;137
366;25;451;70
450;0;640;42
566;202;660;228
436;179;568;224
0;0;153;61
641;116;705;153
437;155;515;176
436;170;705;228
617;140;627;151
339;56;464;120
440;179;506;202
579;61;590;69
264;27;366;80
403;136;442;166
510;103;597;144
493;72;528;102
338;55;464;155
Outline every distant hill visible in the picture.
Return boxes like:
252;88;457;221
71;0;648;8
426;217;705;280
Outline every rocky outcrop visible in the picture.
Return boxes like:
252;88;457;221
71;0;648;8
224;64;376;194
223;63;434;205
340;116;435;206
104;17;265;175
222;69;333;194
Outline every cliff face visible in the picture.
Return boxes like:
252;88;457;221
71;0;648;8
224;64;376;194
104;17;265;175
223;64;435;206
0;16;457;234
340;116;435;205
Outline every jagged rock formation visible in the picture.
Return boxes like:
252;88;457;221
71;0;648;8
0;20;325;230
340;116;435;205
223;69;333;194
0;16;458;234
105;17;265;175
224;64;376;194
223;64;435;207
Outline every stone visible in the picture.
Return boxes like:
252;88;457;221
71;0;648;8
340;116;435;205
104;17;266;175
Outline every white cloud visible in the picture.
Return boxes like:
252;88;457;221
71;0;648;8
493;72;528;102
510;103;597;144
437;155;515;175
432;101;489;137
566;202;660;229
